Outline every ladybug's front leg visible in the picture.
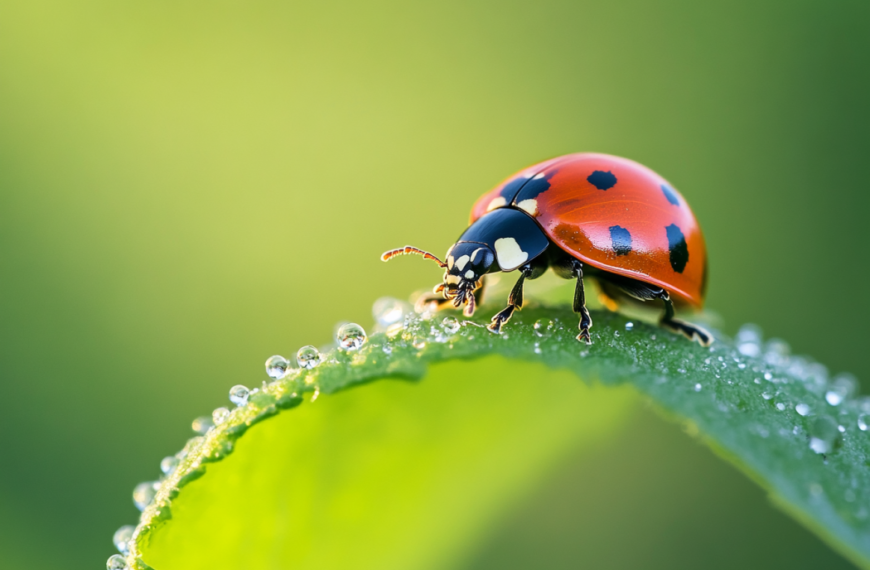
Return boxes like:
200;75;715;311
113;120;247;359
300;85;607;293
487;267;530;334
415;279;485;315
569;260;593;344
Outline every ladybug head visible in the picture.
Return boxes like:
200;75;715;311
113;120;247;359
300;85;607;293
380;242;495;316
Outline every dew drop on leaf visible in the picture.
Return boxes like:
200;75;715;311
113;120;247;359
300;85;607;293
796;403;810;416
624;321;634;331
808;416;841;455
113;525;134;555
133;481;157;511
106;554;127;570
533;318;554;338
264;355;290;379
858;414;868;431
441;317;460;335
212;407;230;425
337;323;367;351
191;416;214;434
229;384;250;406
296;346;322;369
372;297;409;328
159;456;178;475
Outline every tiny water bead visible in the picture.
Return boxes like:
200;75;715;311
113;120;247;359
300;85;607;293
795;403;811;416
229;384;250;406
808;416;841;455
624;321;634;331
825;373;858;407
107;554;128;570
133;481;157;511
533;318;555;338
736;323;763;357
297;346;322;369
859;414;868;431
337;323;367;351
265;355;290;379
191;416;214;434
694;383;702;392
372;297;410;328
441;316;461;335
113;525;135;555
212;407;230;425
160;455;179;475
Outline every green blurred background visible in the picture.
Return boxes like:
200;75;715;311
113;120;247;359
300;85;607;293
1;1;868;568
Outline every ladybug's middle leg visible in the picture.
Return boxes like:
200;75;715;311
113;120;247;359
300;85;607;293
570;260;593;345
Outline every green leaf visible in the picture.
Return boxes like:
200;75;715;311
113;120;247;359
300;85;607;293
118;305;870;570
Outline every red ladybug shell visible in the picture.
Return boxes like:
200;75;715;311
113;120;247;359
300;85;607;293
470;153;707;307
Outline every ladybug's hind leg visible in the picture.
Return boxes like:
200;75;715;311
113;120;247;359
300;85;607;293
658;293;713;347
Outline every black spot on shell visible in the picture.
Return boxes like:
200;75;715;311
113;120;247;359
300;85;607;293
498;176;530;201
513;169;559;202
666;224;689;273
587;170;617;191
609;225;632;256
661;184;680;206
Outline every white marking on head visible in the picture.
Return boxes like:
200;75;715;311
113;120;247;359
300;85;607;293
516;199;538;216
470;248;484;263
494;237;529;271
455;255;470;271
465;270;475;279
486;196;507;212
447;255;455;270
445;274;461;285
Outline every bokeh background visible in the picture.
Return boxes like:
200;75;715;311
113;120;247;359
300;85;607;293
1;1;869;568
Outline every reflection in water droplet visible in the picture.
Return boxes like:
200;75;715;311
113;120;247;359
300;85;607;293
212;407;230;425
825;373;857;406
775;403;786;411
441;317;461;335
736;324;763;357
113;525;135;555
858;414;868;431
373;297;410;328
133;481;157;511
533;319;554;338
229;385;250;406
412;337;427;350
191;416;214;434
297;346;322;369
160;456;178;475
625;321;634;331
808;416;840;455
795;403;810;416
337;323;367;350
107;554;128;570
265;355;290;379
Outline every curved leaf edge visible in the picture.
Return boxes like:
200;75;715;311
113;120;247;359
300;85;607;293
114;305;870;570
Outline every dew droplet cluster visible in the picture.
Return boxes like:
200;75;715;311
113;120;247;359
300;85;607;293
110;298;870;567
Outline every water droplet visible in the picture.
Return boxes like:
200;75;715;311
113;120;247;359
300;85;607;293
337;323;367;350
265;355;290;379
825;373;857;406
229;385;250;406
533;318;554;338
795;403;810;416
534;342;542;354
736;324;763;357
808;416;840;455
372;297;410;328
296;346;322;369
212;407;230;425
775;403;786;411
159;456;178;475
624;321;634;331
762;391;774;400
382;344;393;355
107;554;128;570
133;481;157;511
191;416;214;434
838;424;846;433
113;525;135;555
764;372;773;381
441;317;461;334
412;337;427;350
858;414;868;431
694;383;702;392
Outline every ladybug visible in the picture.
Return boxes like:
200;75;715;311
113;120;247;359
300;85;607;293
382;153;712;346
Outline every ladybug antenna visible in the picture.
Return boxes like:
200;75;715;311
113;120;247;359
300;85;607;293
381;245;447;268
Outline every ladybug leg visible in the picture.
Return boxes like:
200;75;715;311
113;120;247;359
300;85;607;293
415;278;486;314
658;293;713;347
570;261;593;345
487;268;529;334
